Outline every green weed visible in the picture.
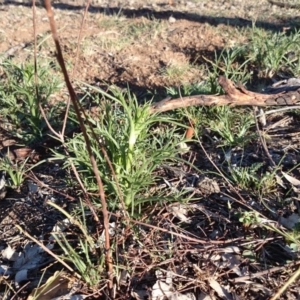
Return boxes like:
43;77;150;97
48;201;105;287
0;60;62;143
239;211;261;228
0;155;29;190
247;27;300;77
206;47;252;93
208;106;255;147
53;84;186;214
228;162;263;190
205;26;300;93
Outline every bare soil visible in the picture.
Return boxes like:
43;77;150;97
0;0;297;91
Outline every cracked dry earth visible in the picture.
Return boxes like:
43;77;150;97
1;0;300;299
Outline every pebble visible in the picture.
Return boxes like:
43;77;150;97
168;15;176;24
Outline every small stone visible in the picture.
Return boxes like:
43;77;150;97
197;176;220;195
0;187;7;200
186;1;196;7
28;182;39;194
0;171;7;200
168;16;176;24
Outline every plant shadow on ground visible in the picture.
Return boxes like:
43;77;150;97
3;0;300;33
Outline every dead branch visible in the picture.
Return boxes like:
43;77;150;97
267;0;300;9
150;76;300;114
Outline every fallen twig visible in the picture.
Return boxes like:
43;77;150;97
267;0;300;9
150;76;300;114
270;263;300;300
230;259;300;284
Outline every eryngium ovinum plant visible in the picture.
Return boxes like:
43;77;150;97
55;85;187;215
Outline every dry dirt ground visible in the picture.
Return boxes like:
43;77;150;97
1;0;300;299
1;0;298;90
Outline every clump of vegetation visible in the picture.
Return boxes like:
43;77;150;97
54;84;187;213
0;60;62;143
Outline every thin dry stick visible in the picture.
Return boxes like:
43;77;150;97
259;106;300;116
177;87;248;204
31;0;88;213
31;0;82;209
232;260;300;284
38;103;100;221
221;191;273;220
38;105;62;139
43;0;113;290
171;90;269;230
11;281;31;300
28;170;76;201
36;10;99;223
15;225;78;276
61;0;91;137
71;0;90;78
253;106;276;167
130;218;243;245
36;0;124;246
32;0;38;92
269;265;300;300
66;98;128;214
31;0;68;164
32;34;65;144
